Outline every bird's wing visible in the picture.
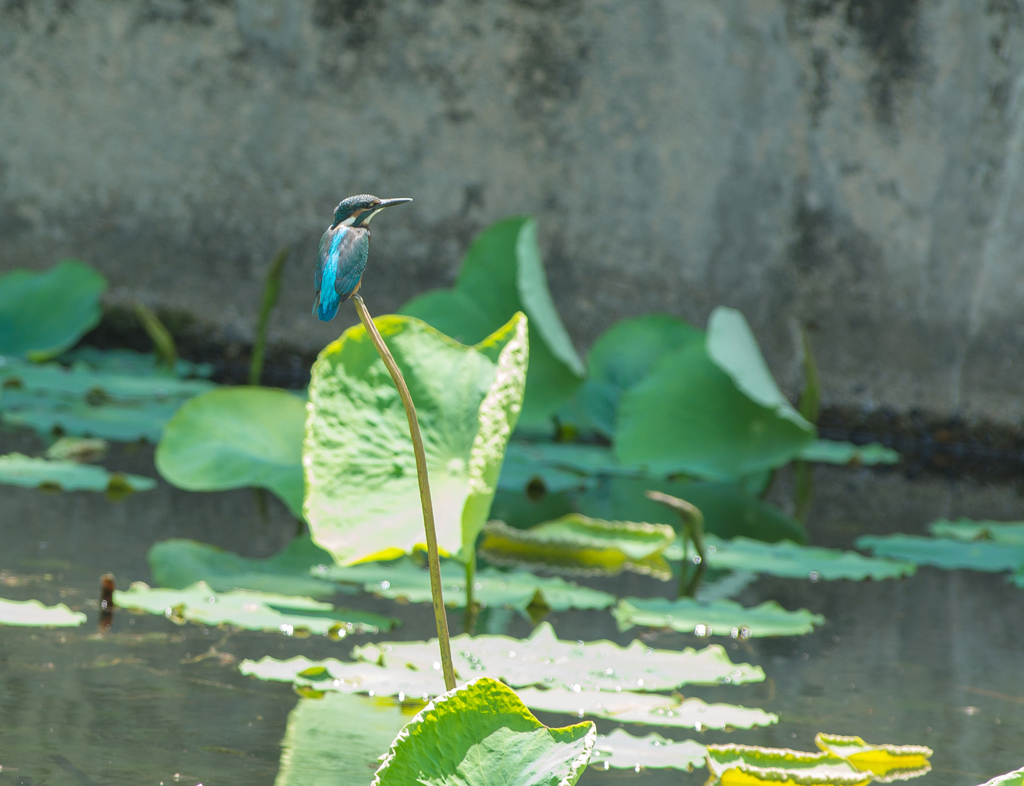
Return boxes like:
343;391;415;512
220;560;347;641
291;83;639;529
314;231;329;295
332;227;371;300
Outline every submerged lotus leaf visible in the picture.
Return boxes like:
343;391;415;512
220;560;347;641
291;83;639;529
0;453;156;496
591;729;706;771
147;537;340;598
305;313;527;564
156;387;306;517
240;655;449;699
617;308;814;479
323;556;614;613
400;217;583;430
797;440;900;466
613;597;824;637
353;621;764;692
275;692;415;786
114;581;395;636
814;734;932;782
479;515;676;579
928;518;1024;545
705;744;871;786
372;677;595;786
0;597;87;627
0;260;106;360
662;536;916;581
979;769;1024;786
856;534;1024;573
517;688;777;730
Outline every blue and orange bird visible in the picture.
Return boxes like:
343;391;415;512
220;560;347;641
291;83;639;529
313;194;412;321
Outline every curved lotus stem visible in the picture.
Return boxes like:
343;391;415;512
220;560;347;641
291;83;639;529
352;294;456;692
645;490;707;599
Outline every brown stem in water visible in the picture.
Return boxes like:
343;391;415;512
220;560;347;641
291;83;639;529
352;294;456;692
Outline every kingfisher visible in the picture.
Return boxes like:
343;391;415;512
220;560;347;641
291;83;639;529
313;194;412;321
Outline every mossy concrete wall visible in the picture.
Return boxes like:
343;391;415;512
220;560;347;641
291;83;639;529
2;1;1024;422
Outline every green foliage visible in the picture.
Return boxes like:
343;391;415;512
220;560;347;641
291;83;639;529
0;452;155;497
304;313;527;564
353;621;764;691
614;596;824;637
479;515;676;579
928;517;1024;544
0;260;106;360
591;729;706;771
516;688;777;730
577;475;808;543
147;536;341;598
114;581;395;636
372;677;596;786
572;314;703;437
250;247;289;386
400;217;582;430
324;557;615;614
980;769;1024;786
797;440;900;466
156;387;306;517
663;535;916;581
59;346;213;378
133;303;177;370
275;693;414;786
616;307;815;478
857;533;1024;573
0;597;87;627
705;735;932;785
0;356;214;442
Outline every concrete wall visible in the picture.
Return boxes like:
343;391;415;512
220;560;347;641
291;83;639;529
2;0;1023;422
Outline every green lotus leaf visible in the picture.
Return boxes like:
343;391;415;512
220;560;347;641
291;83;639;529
591;729;706;772
856;534;1024;573
928;518;1024;545
814;734;932;782
0;453;155;496
59;346;214;378
613;597;824;637
479;516;675;579
663;535;916;581
0;357;214;400
498;441;646;495
114;581;395;636
2;399;182;442
241;654;450;699
400;216;582;430
323;557;615;613
156;387;306;517
372;677;596;786
304;313;528;563
0;597;87;627
43;437;108;462
573;314;704;437
147;537;342;598
797;440;900;466
616;307;814;479
275;692;415;786
577;475;807;543
516;688;777;730
0;260;106;360
353;621;763;691
979;769;1024;786
705;743;871;786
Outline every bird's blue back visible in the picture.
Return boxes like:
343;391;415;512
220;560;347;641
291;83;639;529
313;225;370;321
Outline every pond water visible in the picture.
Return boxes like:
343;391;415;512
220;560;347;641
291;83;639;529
1;431;1022;785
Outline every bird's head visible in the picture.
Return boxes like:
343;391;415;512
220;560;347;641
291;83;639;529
331;194;412;229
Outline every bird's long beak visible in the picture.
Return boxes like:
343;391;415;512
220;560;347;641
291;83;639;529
376;197;413;209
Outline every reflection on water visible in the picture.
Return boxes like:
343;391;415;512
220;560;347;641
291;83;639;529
0;437;1022;785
